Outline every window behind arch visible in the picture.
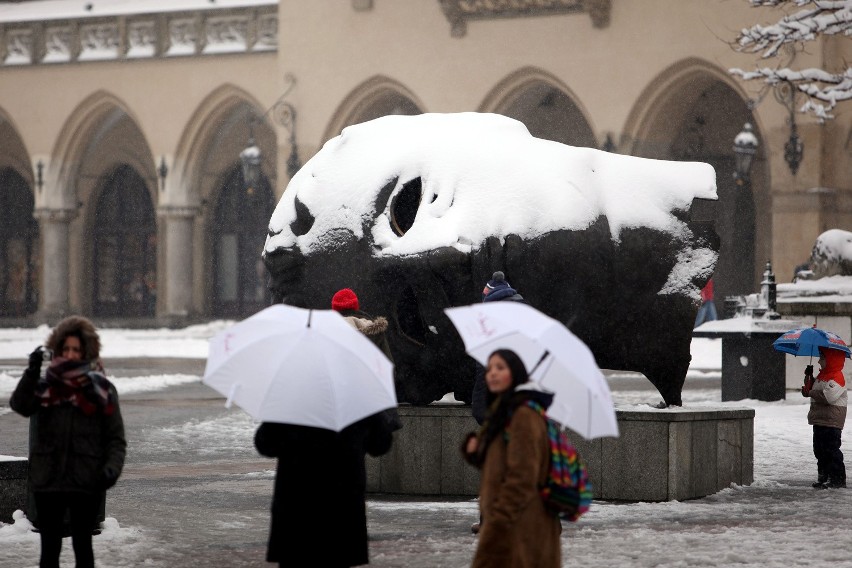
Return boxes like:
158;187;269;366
0;168;38;317
211;165;274;318
92;165;157;317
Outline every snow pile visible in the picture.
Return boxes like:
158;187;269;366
778;275;852;304
0;372;200;399
0;0;274;22
0;321;232;360
265;112;717;259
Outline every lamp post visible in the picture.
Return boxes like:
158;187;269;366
239;73;302;194
240;128;262;195
732;122;758;186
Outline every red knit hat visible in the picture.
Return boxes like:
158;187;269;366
331;288;359;312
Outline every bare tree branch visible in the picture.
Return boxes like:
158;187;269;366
729;0;852;119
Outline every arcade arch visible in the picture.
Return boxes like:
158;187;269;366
91;165;157;317
178;86;278;317
0;113;39;318
480;67;597;148
625;59;769;304
0;168;38;317
210;164;275;318
51;92;158;317
323;76;424;142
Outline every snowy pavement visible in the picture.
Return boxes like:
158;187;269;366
1;329;850;567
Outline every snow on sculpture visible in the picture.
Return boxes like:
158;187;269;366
263;113;719;406
811;229;852;278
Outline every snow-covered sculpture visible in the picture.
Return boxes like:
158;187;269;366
811;229;852;278
263;113;719;406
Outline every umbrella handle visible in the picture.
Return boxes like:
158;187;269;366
226;383;240;409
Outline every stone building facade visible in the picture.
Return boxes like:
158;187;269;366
0;0;849;326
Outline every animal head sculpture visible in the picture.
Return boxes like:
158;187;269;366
264;113;719;406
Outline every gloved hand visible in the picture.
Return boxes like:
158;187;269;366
805;365;814;378
101;466;120;490
28;346;46;374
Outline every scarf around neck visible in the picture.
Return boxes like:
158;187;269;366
36;357;115;416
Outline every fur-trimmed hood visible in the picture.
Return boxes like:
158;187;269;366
344;315;388;337
46;316;101;360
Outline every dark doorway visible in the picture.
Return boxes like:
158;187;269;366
212;165;274;318
668;84;756;308
93;165;157;317
0;168;38;316
500;83;597;148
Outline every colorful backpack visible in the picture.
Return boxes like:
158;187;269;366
525;400;593;521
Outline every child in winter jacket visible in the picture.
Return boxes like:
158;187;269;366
802;346;848;489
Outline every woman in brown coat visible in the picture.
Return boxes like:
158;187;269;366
463;349;561;568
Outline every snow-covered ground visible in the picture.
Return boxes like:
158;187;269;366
2;326;850;567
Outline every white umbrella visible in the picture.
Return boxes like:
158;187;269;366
202;304;397;432
444;302;618;439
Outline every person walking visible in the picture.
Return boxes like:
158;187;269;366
9;316;126;568
331;288;393;362
802;346;847;489
471;272;526;424
254;297;397;568
462;349;562;568
694;277;717;328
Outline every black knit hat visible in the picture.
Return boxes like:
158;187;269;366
485;271;508;292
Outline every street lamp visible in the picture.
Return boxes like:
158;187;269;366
239;73;302;194
240;129;262;195
732;122;758;186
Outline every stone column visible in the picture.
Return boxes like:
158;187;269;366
158;206;199;324
34;208;77;321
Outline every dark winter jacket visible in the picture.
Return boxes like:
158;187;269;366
338;309;402;432
471;294;527;424
10;367;126;493
254;411;394;566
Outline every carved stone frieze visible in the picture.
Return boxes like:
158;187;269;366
439;0;610;37
43;26;73;63
0;4;278;66
203;16;248;54
4;28;33;65
78;23;120;61
127;20;157;58
166;18;198;57
254;13;278;51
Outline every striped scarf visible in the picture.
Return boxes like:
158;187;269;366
36;358;115;416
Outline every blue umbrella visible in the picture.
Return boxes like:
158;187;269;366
773;325;852;359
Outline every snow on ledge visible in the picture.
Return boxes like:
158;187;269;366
0;0;275;23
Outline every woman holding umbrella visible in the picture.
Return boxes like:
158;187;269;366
462;349;561;568
802;346;847;489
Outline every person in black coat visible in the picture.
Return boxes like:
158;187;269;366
471;272;527;425
10;316;126;568
254;410;394;567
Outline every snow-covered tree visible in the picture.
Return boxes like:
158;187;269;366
729;0;852;121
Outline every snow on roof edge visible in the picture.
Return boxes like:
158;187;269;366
0;0;276;23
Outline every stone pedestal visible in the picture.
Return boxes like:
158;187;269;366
0;457;28;523
367;405;754;502
573;407;754;502
694;317;800;402
367;405;480;495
